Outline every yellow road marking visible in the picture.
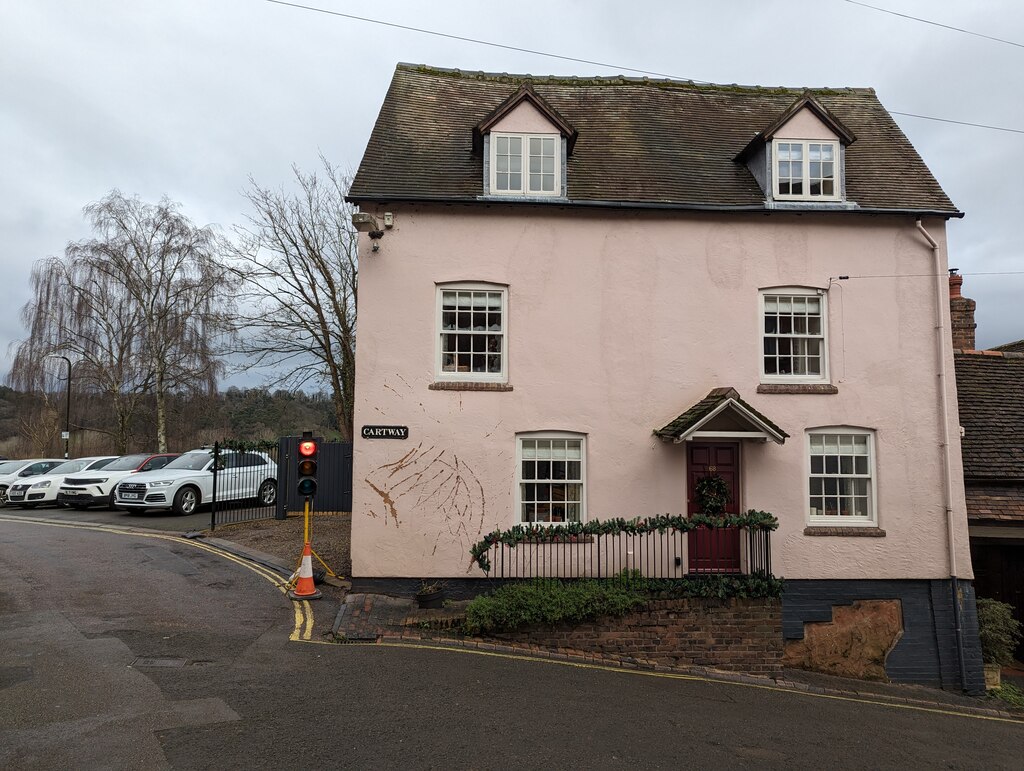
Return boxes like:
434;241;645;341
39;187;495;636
328;641;1024;725
0;515;311;641
6;516;1020;725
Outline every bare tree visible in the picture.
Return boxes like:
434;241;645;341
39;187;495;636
9;191;233;452
229;158;358;439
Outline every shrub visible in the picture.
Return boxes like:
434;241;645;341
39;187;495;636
462;572;784;635
976;597;1022;666
463;579;646;635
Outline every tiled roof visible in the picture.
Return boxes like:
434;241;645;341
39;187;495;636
654;387;789;443
350;64;959;214
953;351;1024;481
966;483;1024;523
991;339;1024;353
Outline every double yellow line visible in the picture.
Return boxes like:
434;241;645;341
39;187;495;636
0;516;316;642
5;516;1024;725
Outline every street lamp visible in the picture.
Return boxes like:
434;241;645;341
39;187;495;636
46;354;72;459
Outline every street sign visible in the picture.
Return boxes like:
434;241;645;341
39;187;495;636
61;431;70;440
361;425;409;439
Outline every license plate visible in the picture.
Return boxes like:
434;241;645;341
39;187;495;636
121;492;140;500
63;492;79;497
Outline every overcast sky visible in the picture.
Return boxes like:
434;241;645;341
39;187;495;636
3;0;1022;387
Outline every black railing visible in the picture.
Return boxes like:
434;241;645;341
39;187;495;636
210;441;280;530
477;524;772;582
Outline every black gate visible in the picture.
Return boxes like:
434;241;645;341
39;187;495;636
276;436;353;518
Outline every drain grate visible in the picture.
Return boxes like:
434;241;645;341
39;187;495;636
131;657;187;668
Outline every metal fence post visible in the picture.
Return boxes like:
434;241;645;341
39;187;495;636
210;441;219;531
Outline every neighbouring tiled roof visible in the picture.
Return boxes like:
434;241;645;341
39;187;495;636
654;387;789;442
966;483;1024;523
991;339;1024;353
953;351;1024;481
350;64;959;214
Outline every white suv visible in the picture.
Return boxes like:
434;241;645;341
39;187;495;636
6;456;118;508
114;448;278;516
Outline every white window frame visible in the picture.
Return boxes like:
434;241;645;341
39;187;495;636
489;132;561;197
773;139;841;201
435;282;508;383
515;432;587;524
759;287;829;384
806;428;877;527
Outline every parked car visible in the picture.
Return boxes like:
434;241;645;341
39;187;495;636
58;453;180;510
0;459;66;506
114;448;277;515
6;456;119;508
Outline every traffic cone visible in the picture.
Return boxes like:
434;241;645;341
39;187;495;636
288;541;322;600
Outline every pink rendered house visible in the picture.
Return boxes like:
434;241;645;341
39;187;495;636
347;64;983;691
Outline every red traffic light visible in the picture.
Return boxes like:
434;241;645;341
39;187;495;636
298;440;317;457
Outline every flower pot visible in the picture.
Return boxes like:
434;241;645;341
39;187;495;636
984;663;1002;690
416;589;444;609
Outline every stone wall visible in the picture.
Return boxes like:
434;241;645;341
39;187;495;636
484;597;782;675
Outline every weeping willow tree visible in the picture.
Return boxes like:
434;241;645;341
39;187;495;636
9;191;233;452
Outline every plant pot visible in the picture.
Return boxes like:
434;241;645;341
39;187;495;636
416;589;444;609
984;663;1002;690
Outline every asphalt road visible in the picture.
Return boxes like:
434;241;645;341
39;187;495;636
1;516;1022;770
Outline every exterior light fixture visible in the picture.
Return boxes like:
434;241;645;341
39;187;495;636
351;212;385;252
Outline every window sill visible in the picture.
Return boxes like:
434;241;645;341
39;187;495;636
757;384;838;395
804;526;886;537
429;381;513;392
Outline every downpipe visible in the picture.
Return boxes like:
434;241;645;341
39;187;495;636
915;218;968;690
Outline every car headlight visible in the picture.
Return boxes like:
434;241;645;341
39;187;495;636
31;480;51;489
148;481;174;487
92;478;109;484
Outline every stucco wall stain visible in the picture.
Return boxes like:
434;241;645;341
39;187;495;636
365;445;487;563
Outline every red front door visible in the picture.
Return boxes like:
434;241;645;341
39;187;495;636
687;442;741;573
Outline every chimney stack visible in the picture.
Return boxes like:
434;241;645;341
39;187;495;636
948;269;976;350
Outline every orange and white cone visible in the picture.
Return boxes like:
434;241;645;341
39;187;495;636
288;541;322;600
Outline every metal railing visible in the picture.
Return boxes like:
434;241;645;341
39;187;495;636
479;524;771;582
210;441;280;530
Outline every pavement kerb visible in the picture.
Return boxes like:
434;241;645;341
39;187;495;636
366;634;1024;721
329;594;1024;723
6;514;1020;722
190;535;294;578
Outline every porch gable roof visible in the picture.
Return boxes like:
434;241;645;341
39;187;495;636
654;387;789;445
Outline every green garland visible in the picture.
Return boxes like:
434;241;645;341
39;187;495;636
469;510;779;573
694;474;729;516
216;438;279;452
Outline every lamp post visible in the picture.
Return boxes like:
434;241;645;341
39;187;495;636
46;355;72;459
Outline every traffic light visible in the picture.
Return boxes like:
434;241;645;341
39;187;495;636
297;432;317;498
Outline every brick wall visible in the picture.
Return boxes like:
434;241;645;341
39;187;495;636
484;597;782;675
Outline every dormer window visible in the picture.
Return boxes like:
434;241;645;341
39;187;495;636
775;140;839;200
491;133;560;196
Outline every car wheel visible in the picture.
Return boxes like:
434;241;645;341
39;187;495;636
0;486;8;506
257;479;277;506
107;491;118;510
173;486;199;516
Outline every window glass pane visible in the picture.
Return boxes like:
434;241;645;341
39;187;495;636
497;136;508;154
509;137;521;154
530;174;542;190
509;173;521;190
